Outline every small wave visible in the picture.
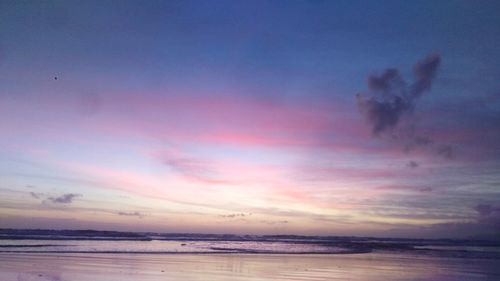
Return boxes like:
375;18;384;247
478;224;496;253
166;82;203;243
0;245;71;248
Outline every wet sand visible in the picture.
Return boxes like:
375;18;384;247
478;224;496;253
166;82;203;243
1;252;499;281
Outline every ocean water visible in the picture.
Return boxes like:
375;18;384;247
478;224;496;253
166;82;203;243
1;230;500;280
1;232;500;258
0;239;349;253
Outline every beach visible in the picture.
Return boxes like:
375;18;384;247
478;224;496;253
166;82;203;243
1;252;500;281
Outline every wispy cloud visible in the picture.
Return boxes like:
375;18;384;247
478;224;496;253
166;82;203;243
117;211;144;218
407;161;419;168
46;193;81;204
259;220;289;225
418;187;433;193
29;191;81;204
219;213;251;219
29;192;45;199
158;150;235;185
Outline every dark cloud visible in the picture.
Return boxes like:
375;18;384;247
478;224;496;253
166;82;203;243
46;193;81;204
29;190;81;204
357;53;440;136
356;93;411;136
118;211;144;218
411;53;441;98
367;68;405;93
356;53;455;159
407;161;419;168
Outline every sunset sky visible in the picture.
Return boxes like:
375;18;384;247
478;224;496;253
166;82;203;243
1;0;499;238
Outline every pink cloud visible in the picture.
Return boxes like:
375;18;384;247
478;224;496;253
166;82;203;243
1;89;402;162
88;92;364;147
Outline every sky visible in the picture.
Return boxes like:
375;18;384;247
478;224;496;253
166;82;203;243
1;0;499;239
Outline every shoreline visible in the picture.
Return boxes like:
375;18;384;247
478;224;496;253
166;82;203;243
2;251;500;281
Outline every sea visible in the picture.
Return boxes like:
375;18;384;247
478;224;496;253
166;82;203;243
1;229;499;281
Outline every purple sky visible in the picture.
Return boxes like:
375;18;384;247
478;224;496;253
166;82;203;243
1;0;499;239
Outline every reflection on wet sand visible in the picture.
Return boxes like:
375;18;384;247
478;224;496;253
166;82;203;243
1;252;499;281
